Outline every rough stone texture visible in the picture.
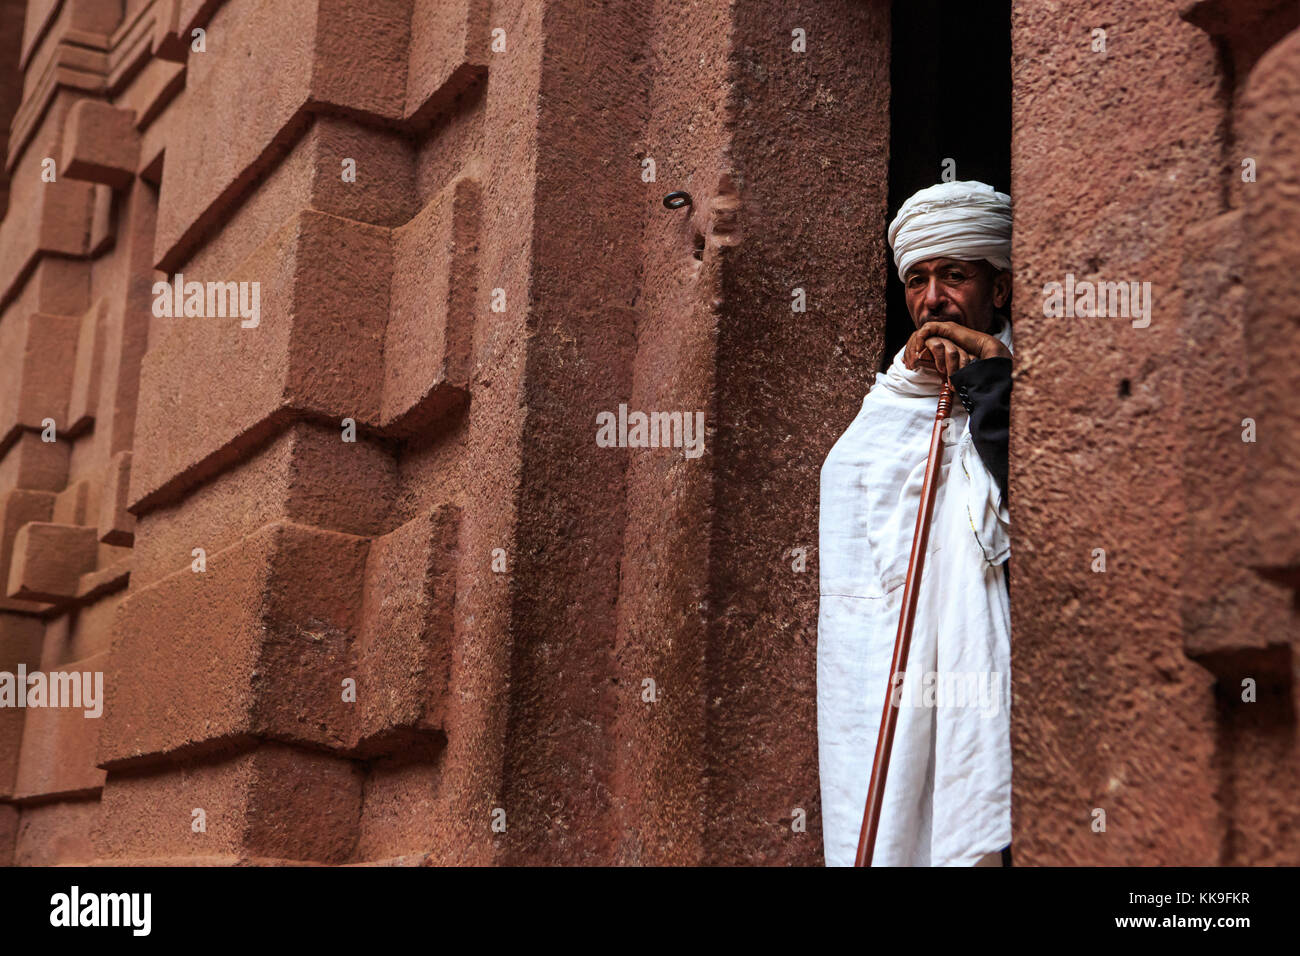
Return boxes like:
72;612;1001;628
0;0;1295;867
1010;0;1300;865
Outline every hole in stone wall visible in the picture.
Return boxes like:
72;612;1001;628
1118;378;1132;398
883;0;1012;371
693;232;705;261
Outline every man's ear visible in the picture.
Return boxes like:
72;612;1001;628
992;268;1012;310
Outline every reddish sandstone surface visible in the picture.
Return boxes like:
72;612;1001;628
0;0;1296;865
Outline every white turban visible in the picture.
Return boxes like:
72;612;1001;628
887;180;1012;281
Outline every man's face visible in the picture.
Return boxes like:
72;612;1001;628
903;257;1010;335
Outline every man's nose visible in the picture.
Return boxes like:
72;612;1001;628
923;277;946;310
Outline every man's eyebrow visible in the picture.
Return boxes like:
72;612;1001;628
905;261;966;280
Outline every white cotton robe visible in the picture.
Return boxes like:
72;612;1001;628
817;321;1013;867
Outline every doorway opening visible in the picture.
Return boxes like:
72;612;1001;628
883;0;1012;370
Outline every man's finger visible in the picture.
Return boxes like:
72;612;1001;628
905;335;924;368
943;342;962;378
906;331;936;370
925;337;948;376
935;341;952;378
917;321;989;356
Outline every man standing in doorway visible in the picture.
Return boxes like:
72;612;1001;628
818;180;1015;866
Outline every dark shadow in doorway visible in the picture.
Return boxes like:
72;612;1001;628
883;0;1012;370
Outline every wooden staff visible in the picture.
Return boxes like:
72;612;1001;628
854;380;955;866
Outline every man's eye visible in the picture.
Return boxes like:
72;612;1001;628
945;271;965;281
